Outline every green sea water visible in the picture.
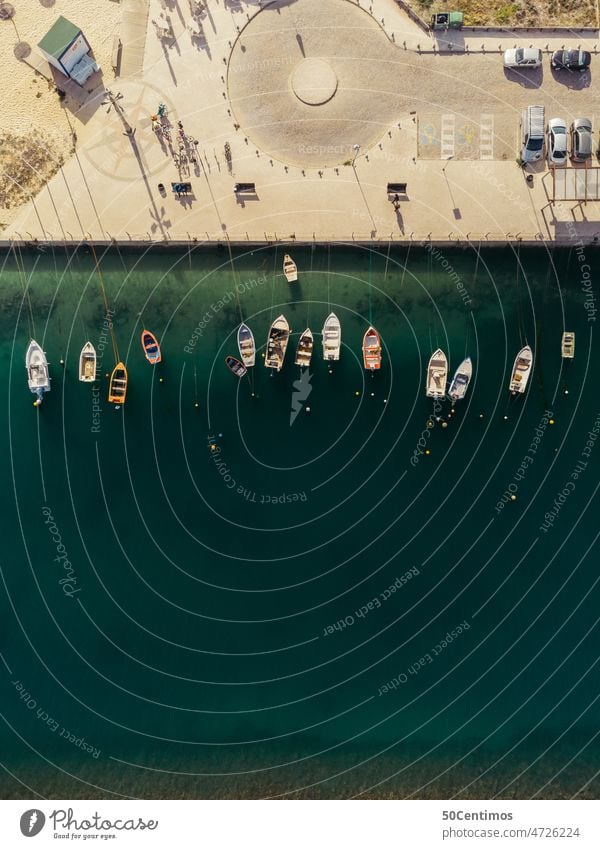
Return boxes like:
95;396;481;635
1;243;599;799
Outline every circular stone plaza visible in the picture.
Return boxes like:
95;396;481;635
2;0;599;244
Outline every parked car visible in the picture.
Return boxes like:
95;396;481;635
570;118;593;162
547;118;568;166
503;48;542;69
551;49;591;72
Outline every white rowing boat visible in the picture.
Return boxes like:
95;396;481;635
294;328;313;368
237;323;256;367
322;312;341;361
509;345;533;394
447;357;472;403
561;332;575;359
79;341;97;382
283;254;298;283
426;348;447;399
26;339;50;405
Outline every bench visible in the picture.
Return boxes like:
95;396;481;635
234;182;256;193
171;182;192;195
387;182;407;195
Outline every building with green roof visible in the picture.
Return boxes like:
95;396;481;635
37;15;98;85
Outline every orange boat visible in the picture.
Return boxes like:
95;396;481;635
141;329;161;364
108;362;128;407
362;326;381;371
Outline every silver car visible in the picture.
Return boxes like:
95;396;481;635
547;118;568;166
503;48;542;69
570;118;593;162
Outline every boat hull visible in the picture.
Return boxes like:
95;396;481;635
265;315;290;371
426;348;448;398
26;340;50;399
225;356;247;378
561;332;575;359
141;330;161;364
509;346;533;394
322;313;341;361
362;326;381;371
79;342;97;383
447;357;472;402
283;253;298;283
295;329;314;367
237;323;256;367
108;362;128;405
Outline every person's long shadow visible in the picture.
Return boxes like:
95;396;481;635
296;34;305;57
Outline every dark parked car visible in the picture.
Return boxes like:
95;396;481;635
570;118;593;162
551;49;591;72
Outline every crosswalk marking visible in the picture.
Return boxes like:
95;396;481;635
479;114;494;160
441;114;455;159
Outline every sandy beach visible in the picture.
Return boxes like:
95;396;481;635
0;0;121;225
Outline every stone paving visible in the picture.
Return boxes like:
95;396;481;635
3;0;600;245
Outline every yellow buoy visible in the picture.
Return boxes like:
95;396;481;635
425;449;430;456
355;391;360;396
549;419;555;425
510;494;517;501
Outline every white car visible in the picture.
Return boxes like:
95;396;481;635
503;48;543;69
547;118;568;166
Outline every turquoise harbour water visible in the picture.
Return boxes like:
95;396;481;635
0;243;599;799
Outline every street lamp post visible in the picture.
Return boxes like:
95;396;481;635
352;143;361;164
102;89;136;136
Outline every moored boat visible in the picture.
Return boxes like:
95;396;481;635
561;331;575;359
141;329;161;364
79;341;97;383
225;355;247;378
509;345;533;394
295;328;314;368
265;314;290;371
322;312;341;362
108;362;128;407
447;357;472;403
362;326;381;371
283;254;298;283
426;348;448;398
237;323;256;367
26;339;50;405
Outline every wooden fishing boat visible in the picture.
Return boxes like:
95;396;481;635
509;345;533;394
561;331;575;359
362;326;381;371
294;328;314;368
225;355;247;378
141;329;161;364
265;314;290;371
426;348;448;399
283;254;298;283
26;339;50;405
237;323;256;367
108;362;128;407
322;312;341;361
447;357;472;403
79;341;97;383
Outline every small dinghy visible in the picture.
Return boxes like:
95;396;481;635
283;254;298;283
561;332;575;359
362;326;381;371
322;312;341;362
26;339;50;405
237;323;256;367
79;341;97;383
108;362;128;407
225;355;247;378
426;349;448;399
509;345;533;394
141;329;161;364
447;357;472;403
295;328;313;368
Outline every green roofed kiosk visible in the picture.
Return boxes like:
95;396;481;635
37;15;99;85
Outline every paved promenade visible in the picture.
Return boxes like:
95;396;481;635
3;0;600;245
